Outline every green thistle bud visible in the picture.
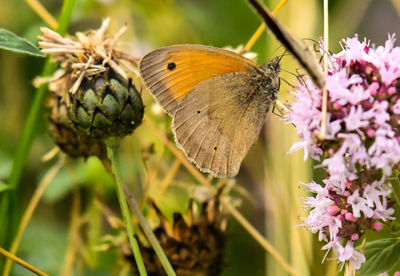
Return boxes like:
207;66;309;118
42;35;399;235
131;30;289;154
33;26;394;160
68;69;144;139
46;92;107;158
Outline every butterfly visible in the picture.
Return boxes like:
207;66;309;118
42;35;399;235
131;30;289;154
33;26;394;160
140;44;280;177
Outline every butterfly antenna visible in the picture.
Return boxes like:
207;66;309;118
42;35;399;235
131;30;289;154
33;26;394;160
278;49;287;64
279;76;296;89
295;69;312;92
302;38;322;53
270;44;284;56
280;68;299;79
279;67;307;89
302;37;319;45
269;49;288;71
302;38;334;57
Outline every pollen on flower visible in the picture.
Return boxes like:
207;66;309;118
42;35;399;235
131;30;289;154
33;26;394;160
287;34;398;270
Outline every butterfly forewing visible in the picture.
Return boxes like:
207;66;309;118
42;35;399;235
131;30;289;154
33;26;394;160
172;72;276;177
140;45;261;115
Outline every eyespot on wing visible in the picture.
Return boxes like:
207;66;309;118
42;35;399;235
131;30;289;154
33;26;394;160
139;44;262;115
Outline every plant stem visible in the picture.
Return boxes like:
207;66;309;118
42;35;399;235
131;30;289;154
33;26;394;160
319;0;329;140
105;138;147;276
60;167;81;276
123;184;176;276
144;117;299;276
221;198;300;276
56;0;76;35
0;247;48;276
7;0;75;198
0;0;76;252
2;157;65;276
244;0;288;52
25;0;58;29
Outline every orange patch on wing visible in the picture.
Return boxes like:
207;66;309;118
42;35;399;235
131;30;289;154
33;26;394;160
140;45;260;114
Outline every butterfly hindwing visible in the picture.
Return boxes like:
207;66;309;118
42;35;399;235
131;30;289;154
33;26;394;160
140;44;261;115
172;72;275;177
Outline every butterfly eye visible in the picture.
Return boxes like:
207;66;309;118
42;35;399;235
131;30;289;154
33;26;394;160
213;146;217;151
167;62;176;71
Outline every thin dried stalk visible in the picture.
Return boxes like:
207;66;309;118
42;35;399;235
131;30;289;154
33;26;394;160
38;18;139;95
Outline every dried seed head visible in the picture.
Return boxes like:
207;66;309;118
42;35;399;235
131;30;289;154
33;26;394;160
127;197;227;276
39;18;143;140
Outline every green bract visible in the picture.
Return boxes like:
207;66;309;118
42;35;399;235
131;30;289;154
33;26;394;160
68;69;144;139
47;93;107;158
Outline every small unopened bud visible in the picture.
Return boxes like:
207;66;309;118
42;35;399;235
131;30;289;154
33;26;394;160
343;191;351;197
327;205;341;215
369;82;379;96
345;212;357;222
333;102;343;110
372;222;382;231
388;87;396;96
366;128;375;137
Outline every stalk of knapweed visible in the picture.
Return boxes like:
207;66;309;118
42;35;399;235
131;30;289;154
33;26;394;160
105;138;147;276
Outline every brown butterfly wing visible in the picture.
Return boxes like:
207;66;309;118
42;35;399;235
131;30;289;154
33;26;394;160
140;44;261;115
172;72;277;177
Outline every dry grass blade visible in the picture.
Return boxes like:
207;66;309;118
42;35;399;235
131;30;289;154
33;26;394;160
2;156;65;276
0;247;49;276
26;0;58;29
247;0;325;89
319;0;329;140
244;0;288;52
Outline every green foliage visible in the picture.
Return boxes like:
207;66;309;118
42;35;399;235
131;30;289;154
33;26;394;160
0;181;10;194
15;218;68;275
0;28;44;57
359;238;400;276
43;158;113;202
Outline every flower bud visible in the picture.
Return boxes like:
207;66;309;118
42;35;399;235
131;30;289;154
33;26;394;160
68;69;144;139
46;92;107;158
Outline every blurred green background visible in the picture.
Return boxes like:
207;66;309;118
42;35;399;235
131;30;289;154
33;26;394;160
1;0;400;275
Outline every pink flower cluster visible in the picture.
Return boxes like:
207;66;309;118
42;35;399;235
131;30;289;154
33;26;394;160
287;35;398;269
